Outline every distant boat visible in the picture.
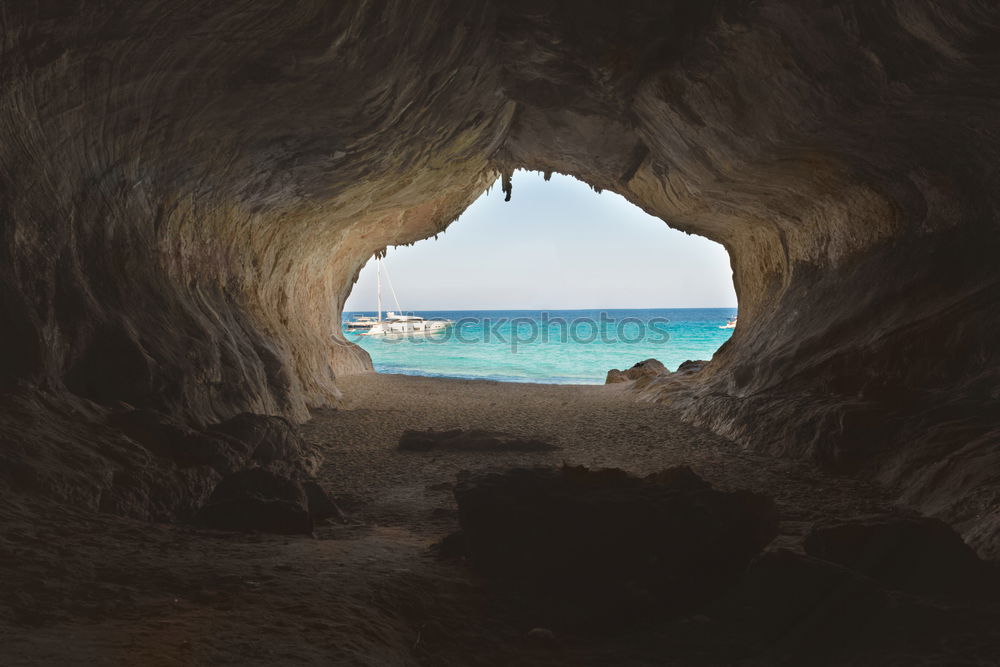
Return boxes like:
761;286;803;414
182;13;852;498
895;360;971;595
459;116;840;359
369;311;453;336
344;315;379;331
720;316;737;329
346;258;453;337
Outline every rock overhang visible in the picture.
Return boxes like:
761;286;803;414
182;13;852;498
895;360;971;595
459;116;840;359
0;0;999;556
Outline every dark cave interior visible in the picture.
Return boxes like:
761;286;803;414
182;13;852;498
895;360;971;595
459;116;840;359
1;1;999;664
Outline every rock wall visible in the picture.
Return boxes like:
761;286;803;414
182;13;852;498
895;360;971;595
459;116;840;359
1;2;999;554
0;1;510;424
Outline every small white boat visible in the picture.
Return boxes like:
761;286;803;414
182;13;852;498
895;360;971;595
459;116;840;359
367;312;453;336
349;258;453;337
719;316;737;329
344;315;380;331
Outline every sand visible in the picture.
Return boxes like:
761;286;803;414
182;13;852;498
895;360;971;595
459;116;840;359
311;374;894;535
0;373;915;666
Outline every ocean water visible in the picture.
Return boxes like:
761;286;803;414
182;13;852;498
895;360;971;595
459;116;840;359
342;308;737;385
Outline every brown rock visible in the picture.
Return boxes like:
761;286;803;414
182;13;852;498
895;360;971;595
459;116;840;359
675;360;707;375
197;468;313;535
605;359;667;384
803;515;997;598
208;413;321;479
302;481;346;523
605;369;628;384
445;465;777;624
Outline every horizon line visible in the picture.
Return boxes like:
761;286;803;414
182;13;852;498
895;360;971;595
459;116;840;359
343;305;739;312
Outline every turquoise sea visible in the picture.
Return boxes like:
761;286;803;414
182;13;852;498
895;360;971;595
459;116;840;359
342;308;737;385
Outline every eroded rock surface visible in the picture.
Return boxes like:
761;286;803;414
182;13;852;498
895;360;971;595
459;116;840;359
674;360;707;376
197;468;313;535
605;358;667;384
209;412;322;479
0;1;998;557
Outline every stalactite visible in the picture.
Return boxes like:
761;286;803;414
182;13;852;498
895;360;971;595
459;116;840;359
501;170;513;201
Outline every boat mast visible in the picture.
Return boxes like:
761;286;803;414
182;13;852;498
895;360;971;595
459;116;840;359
382;258;404;315
376;258;382;323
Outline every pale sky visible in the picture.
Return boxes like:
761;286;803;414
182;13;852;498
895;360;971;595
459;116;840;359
344;171;736;311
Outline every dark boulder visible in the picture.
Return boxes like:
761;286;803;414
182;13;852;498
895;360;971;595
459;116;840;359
725;548;953;662
803;515;996;597
446;465;777;622
197;468;312;535
643;465;712;491
399;428;557;452
208;413;321;478
735;548;887;645
110;409;252;475
302;480;345;522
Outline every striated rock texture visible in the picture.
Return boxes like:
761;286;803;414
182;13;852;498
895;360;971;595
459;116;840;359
605;358;667;384
1;3;999;553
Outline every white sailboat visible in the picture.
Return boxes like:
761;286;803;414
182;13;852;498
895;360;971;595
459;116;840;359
343;314;379;331
354;258;453;336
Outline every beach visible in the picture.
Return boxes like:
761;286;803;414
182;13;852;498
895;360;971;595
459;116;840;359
1;372;907;665
344;308;737;384
311;373;892;530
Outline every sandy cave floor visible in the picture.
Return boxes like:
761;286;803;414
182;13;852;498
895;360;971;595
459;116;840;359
2;372;986;666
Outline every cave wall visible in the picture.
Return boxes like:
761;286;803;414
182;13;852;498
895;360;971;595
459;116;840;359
490;1;1000;554
1;1;999;554
0;0;510;424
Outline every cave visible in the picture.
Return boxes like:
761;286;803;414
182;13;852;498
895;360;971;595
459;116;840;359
2;1;999;664
343;169;738;383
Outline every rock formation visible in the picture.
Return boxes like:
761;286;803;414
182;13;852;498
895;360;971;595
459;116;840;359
0;2;999;557
802;515;997;598
444;467;997;656
444;465;778;626
605;358;667;384
197;467;314;535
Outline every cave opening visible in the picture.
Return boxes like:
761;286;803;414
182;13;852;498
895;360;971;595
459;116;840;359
341;170;738;384
2;0;1000;663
